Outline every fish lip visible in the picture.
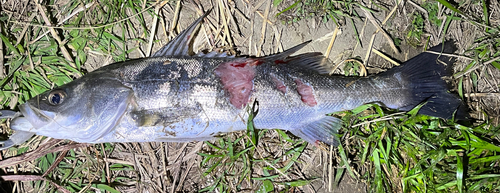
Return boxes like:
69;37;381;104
19;102;53;130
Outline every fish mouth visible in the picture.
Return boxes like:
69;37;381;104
19;102;56;130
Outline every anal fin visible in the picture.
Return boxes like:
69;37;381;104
289;116;341;146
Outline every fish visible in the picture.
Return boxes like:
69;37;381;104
0;11;466;149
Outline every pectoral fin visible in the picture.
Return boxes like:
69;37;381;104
130;106;202;127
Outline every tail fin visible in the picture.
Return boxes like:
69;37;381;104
388;43;468;120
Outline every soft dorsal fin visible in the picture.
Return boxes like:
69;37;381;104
262;41;312;61
195;50;235;58
282;52;333;75
263;41;334;75
152;10;211;57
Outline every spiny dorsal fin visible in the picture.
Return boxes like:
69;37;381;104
152;10;211;57
263;41;334;75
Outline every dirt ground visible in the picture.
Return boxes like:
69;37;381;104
1;0;499;192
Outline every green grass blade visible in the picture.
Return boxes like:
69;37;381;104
435;0;464;16
338;143;356;179
256;180;274;193
372;149;384;193
0;34;20;56
452;150;464;193
276;1;300;17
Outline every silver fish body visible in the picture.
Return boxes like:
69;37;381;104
9;11;465;147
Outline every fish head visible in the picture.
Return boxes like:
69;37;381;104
19;74;133;143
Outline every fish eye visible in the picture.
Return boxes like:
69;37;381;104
48;90;66;105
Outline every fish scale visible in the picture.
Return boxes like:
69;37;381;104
0;10;466;150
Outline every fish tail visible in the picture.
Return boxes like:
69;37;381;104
389;43;468;120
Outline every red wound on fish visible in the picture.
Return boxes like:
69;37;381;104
230;63;246;68
274;60;286;65
314;140;321;147
215;60;256;109
251;60;264;66
295;79;317;107
230;60;263;68
270;74;287;94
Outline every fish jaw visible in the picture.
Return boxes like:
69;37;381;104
19;101;89;140
19;102;60;131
